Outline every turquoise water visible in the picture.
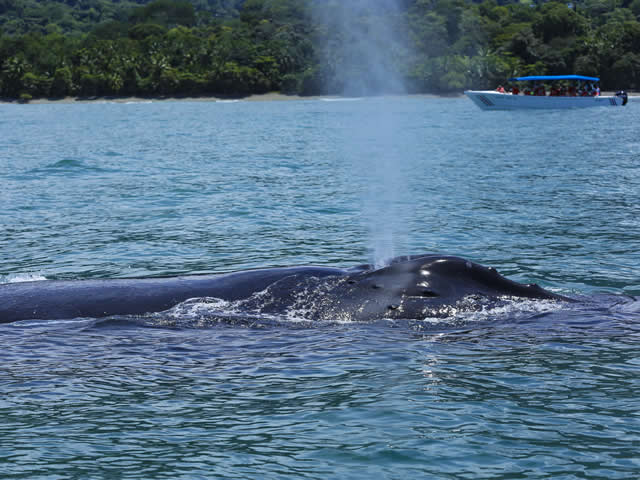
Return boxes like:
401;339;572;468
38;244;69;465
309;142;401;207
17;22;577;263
1;97;639;478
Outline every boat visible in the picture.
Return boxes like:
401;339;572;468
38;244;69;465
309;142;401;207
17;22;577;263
465;75;628;110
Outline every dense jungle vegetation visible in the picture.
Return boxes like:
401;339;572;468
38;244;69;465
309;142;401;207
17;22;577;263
1;0;639;100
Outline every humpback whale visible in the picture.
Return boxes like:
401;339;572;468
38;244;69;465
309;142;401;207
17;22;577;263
0;254;569;323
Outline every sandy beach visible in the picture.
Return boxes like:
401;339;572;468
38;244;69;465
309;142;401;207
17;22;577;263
0;92;306;104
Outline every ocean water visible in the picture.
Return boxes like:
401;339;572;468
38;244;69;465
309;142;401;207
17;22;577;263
1;96;639;479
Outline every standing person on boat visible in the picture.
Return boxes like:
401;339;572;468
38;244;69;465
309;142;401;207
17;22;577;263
577;82;586;96
595;84;601;96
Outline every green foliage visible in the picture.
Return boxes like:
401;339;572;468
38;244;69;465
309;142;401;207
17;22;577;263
0;0;639;99
297;66;323;96
129;0;196;27
51;66;73;97
128;23;167;39
534;2;587;43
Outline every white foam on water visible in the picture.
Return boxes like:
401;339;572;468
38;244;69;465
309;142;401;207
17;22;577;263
418;296;568;326
320;97;363;102
2;273;48;283
15;319;89;327
152;295;314;327
148;286;571;329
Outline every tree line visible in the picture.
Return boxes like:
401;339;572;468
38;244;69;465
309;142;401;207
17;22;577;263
1;0;639;101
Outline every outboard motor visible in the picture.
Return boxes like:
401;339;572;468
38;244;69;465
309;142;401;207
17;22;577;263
616;90;628;106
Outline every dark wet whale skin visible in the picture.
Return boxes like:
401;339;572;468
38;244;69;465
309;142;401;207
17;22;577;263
0;255;569;323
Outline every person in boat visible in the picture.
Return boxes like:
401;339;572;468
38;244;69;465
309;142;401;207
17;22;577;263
594;83;601;96
578;82;588;96
567;85;577;96
580;83;591;96
496;85;505;93
534;84;546;96
549;85;560;96
511;85;520;95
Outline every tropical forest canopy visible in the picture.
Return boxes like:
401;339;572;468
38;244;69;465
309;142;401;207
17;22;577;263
1;0;639;100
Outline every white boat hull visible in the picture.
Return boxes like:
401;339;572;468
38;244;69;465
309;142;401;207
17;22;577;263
465;90;624;110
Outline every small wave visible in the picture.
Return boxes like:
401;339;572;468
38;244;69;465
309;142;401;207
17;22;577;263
86;316;149;329
615;297;640;313
590;293;640;314
3;316;101;333
49;158;85;169
320;97;363;102
103;150;123;157
216;99;241;104
29;158;110;176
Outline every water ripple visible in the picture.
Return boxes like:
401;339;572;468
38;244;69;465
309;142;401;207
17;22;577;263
1;98;639;478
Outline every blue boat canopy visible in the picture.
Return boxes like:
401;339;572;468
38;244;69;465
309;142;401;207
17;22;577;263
508;75;600;82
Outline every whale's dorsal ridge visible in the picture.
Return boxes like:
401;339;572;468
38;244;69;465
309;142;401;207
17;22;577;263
0;253;570;323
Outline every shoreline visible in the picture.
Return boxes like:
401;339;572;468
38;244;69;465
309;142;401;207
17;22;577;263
0;91;465;105
3;90;634;105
